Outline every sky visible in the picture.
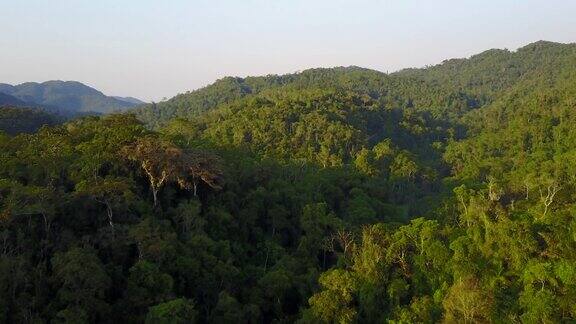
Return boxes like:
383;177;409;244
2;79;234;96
1;0;575;102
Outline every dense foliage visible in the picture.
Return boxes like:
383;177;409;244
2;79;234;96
134;66;476;129
0;106;61;135
1;41;576;323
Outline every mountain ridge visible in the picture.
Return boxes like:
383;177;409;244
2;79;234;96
0;80;144;114
134;40;576;128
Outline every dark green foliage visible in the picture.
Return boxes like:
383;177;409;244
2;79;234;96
1;41;576;323
133;76;270;129
135;65;479;128
146;298;198;324
0;106;61;135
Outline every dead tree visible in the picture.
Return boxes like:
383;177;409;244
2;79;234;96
540;182;561;217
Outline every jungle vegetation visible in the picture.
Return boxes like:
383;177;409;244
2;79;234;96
1;40;576;323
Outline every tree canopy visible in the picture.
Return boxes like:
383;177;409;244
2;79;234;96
1;40;576;323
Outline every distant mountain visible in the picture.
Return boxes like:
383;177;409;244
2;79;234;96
0;81;140;114
113;96;146;105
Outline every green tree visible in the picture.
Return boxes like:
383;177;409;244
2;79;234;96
146;298;198;324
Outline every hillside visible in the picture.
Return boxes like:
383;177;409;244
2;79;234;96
0;92;27;106
136;41;576;130
1;41;576;323
0;80;142;114
0;94;63;134
134;67;477;128
396;40;576;104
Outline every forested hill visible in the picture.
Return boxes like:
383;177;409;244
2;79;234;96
0;93;64;134
0;106;61;135
0;80;141;115
134;66;468;128
396;40;576;104
134;41;576;128
1;40;576;323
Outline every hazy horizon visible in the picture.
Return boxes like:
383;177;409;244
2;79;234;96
2;0;575;101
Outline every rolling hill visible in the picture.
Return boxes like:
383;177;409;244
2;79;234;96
134;41;576;130
0;80;142;114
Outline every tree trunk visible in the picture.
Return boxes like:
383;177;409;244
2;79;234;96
41;213;50;237
105;201;114;231
152;188;159;208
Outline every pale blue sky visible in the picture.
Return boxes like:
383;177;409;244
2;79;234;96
1;0;575;101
